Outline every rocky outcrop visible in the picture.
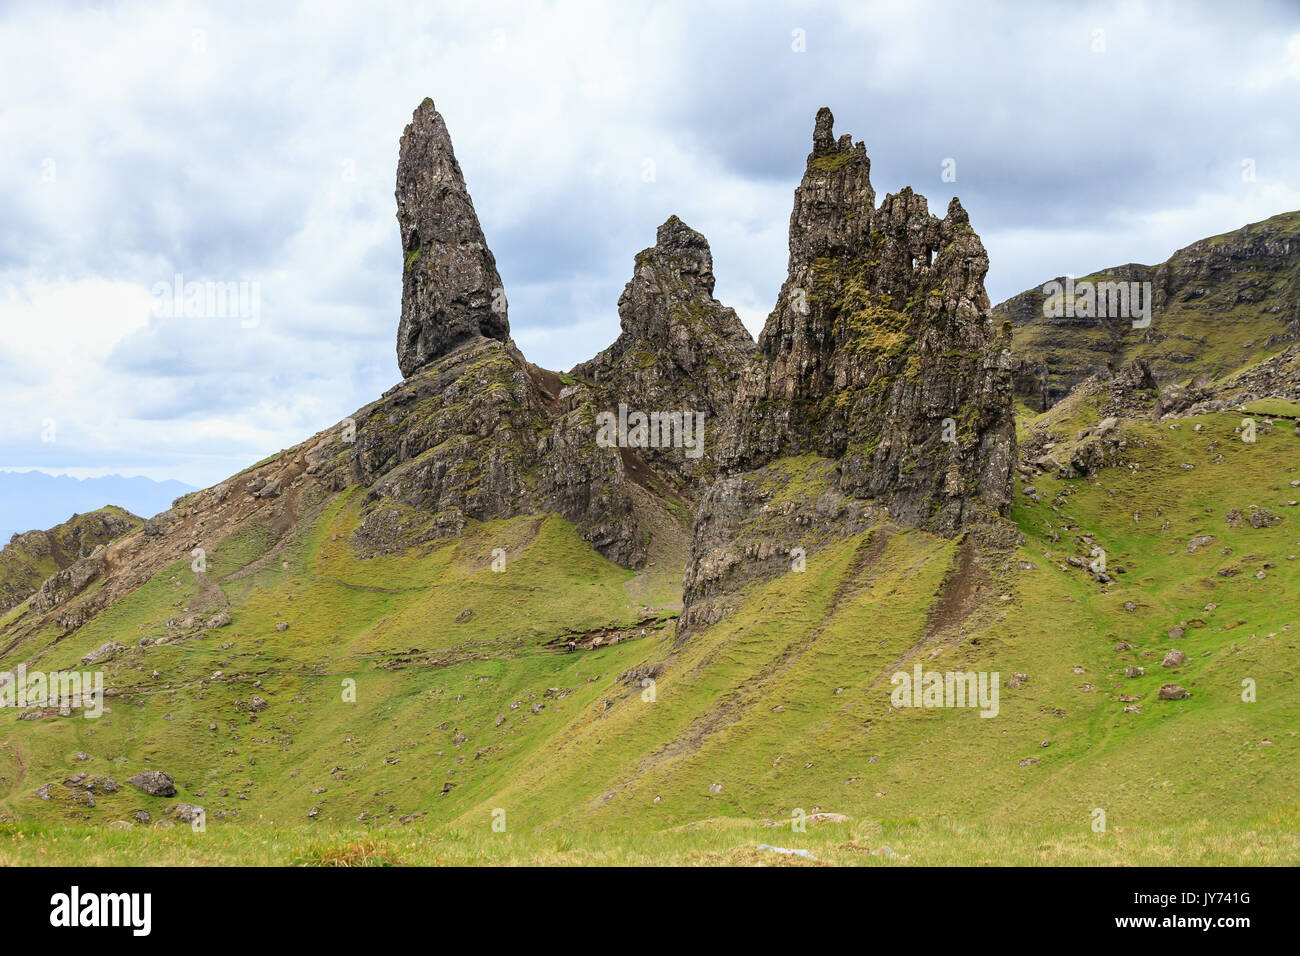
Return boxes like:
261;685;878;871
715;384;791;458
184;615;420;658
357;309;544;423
681;457;881;631
329;336;648;566
127;770;177;797
1208;344;1300;408
715;108;1015;533
395;98;510;378
329;104;780;565
0;507;140;611
680;108;1017;631
320;98;683;565
572;215;757;493
0;102;1019;659
31;556;105;613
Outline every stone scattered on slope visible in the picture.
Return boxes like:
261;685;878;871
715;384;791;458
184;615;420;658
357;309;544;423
126;770;177;797
167;803;205;824
80;641;126;666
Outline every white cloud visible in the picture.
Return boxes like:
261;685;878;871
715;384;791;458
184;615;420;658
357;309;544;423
1;0;1297;490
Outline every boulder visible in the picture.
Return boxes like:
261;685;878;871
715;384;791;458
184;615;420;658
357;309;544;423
81;640;127;666
167;803;205;824
126;770;176;797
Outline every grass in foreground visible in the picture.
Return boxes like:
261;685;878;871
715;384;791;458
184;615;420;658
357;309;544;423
2;813;1297;866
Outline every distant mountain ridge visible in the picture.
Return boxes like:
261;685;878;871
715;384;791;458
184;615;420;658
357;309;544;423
996;209;1300;408
0;471;194;543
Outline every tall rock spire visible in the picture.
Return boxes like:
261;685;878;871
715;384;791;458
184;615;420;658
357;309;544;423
681;107;1017;632
395;98;510;378
717;106;1016;531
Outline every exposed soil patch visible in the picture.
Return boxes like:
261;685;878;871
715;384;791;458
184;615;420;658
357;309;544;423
545;616;670;652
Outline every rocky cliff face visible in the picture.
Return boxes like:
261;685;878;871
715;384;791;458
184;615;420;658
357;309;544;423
716;108;1015;532
385;102;1013;598
998;209;1300;407
327;101;738;568
572;215;757;494
0;101;1018;649
323;336;650;567
395;98;511;378
680;108;1017;631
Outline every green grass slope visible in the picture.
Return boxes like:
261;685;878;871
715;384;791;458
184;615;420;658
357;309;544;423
2;410;1297;864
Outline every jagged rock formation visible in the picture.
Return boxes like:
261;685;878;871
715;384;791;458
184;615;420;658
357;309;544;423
8;97;1300;854
720;108;1014;529
997;209;1300;407
0;507;140;612
324;103;749;567
395;98;510;377
0;102;1019;650
322;336;649;566
572;215;757;493
680;108;1017;631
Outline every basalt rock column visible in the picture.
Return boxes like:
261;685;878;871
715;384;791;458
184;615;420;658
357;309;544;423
395;98;510;377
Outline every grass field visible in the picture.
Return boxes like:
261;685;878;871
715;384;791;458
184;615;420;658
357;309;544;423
2;402;1298;865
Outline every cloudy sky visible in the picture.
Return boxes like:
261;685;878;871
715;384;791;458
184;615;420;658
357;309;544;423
3;0;1299;489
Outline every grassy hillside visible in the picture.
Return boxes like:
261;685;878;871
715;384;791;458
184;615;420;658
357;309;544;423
2;402;1298;864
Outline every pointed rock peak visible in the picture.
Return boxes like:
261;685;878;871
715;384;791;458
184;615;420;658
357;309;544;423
395;98;509;378
780;108;875;277
805;107;868;174
719;106;1012;539
646;215;715;284
946;196;970;227
811;107;836;156
571;216;755;485
656;214;708;253
399;98;461;191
